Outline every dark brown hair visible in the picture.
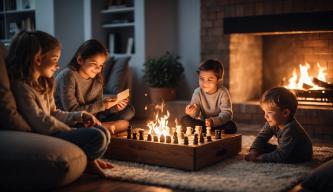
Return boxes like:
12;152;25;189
197;59;224;82
67;39;108;84
260;87;298;119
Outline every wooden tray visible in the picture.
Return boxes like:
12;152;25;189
105;133;241;171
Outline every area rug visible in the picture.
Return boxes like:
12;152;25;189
105;135;333;192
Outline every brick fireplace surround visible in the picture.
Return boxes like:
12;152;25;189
201;0;333;138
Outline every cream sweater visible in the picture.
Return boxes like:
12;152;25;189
12;80;82;135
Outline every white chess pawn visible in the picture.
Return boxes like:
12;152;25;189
176;125;182;137
171;127;176;135
166;127;171;136
194;125;202;135
206;126;212;137
185;126;193;136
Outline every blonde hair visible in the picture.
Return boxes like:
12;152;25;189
260;87;298;118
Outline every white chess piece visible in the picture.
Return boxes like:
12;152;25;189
176;125;182;137
185;126;193;136
206;126;212;137
194;125;202;135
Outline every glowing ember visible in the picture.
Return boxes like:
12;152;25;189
284;62;327;90
147;102;171;138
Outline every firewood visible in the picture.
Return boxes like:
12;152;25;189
313;77;333;89
302;83;312;89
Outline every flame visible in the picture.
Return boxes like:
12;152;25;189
147;102;170;137
285;62;327;90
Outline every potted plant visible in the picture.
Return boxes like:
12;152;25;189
143;52;184;103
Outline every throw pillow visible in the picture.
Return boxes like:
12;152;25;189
104;56;131;95
0;131;87;191
0;42;31;131
301;159;333;192
102;56;115;82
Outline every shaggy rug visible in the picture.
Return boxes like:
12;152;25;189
105;135;333;192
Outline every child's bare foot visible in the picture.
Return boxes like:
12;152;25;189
85;160;106;177
102;120;129;135
96;158;114;169
85;159;113;177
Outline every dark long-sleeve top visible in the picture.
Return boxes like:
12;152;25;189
12;80;82;135
250;118;313;163
190;86;233;127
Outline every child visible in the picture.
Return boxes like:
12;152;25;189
55;39;135;135
6;31;113;177
245;87;313;163
181;59;237;134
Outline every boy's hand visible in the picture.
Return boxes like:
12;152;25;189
116;98;128;111
185;103;198;116
244;150;260;162
103;97;118;109
205;118;213;127
82;111;102;127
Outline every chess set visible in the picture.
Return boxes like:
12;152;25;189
105;125;241;171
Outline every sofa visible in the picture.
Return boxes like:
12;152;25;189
0;43;87;191
0;41;132;190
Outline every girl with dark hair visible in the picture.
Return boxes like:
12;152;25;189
7;31;113;177
55;39;135;135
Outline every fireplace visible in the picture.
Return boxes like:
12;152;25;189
201;0;333;137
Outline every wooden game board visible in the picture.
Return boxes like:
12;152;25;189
105;132;241;171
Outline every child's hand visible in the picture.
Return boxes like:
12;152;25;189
185;103;198;116
205;118;213;127
116;98;128;111
82;111;102;127
103;97;118;109
244;150;259;162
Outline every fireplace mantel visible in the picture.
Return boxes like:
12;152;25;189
224;11;333;35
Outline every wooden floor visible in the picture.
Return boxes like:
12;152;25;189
53;120;333;192
53;175;176;192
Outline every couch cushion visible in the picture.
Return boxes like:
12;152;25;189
102;56;115;81
0;131;87;191
0;42;31;131
104;56;130;95
301;159;333;192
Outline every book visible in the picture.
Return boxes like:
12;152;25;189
104;89;130;108
117;88;130;102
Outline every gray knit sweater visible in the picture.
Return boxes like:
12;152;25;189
250;119;313;163
190;86;233;127
55;67;107;114
12;80;82;135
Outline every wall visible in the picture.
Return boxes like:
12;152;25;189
177;0;201;100
35;0;54;35
145;0;178;58
54;0;84;67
